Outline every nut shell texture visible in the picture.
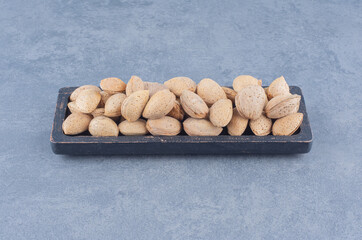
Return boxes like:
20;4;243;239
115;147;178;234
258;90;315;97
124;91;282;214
265;94;300;119
121;90;149;122
272;113;304;136
75;89;101;114
180;90;209;119
146;116;181;136
142;89;176;119
227;108;248;136
88;116;119;136
164;77;196;97
119;119;148;136
197;78;226;106
100;77;126;93
209;99;233;127
183;118;223;136
104;93;127;117
62;113;92;135
235;85;266;120
233;75;259;92
126;75;144;96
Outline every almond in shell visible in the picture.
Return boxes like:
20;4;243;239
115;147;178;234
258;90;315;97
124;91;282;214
146;116;181;136
68;101;82;114
88;116;119;136
209;99;233;127
121;90;149;122
70;85;101;102
143;82;169;97
183;118;223;136
266;76;289;99
164;77;196;97
62;113;92;135
100;77;126;94
235;85;267;120
265;94;300;119
100;91;113;106
227;108;248;136
104;93;127;117
272;113;303;136
249;114;272;136
197;78;226;106
142;89;176;119
75;89;101;114
126;75;144;96
180;90;209;119
167;99;185;121
222;87;237;104
119;119;148;136
233;75;259;92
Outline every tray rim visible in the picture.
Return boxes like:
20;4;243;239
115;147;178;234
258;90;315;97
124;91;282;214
50;86;313;145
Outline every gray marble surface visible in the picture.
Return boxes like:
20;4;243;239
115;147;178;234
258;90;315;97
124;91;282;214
0;0;361;239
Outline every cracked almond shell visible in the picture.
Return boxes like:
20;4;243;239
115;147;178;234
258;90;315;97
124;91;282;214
265;94;301;119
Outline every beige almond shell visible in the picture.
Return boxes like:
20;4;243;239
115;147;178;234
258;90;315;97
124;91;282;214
68;101;82;114
272;113;304;136
183;118;223;136
75;89;101;114
249;114;272;136
146;116;181;136
88;116;119;137
104;93;127;117
164;77;197;97
119;119;148;136
126;75;144;96
235;85;267;120
142;89;176;119
227;108;248;136
143;82;169;97
167;99;185;121
265;94;300;119
100;91;113;106
121;90;149;122
62;113;92;135
180;90;209;119
100;77;126;93
222;87;237;104
197;78;226;106
90;108;119;122
70;85;101;102
233;75;259;92
209;99;233;127
266;76;289;99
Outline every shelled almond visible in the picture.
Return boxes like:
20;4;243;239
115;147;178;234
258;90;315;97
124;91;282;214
63;75;304;137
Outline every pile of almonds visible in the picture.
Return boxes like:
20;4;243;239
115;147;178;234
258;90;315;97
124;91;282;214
62;75;303;137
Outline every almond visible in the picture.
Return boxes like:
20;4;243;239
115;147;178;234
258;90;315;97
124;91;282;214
100;77;126;94
222;87;237;104
88;116;119;136
197;78;226;106
233;75;259;92
180;90;209;119
146;116;181;136
70;85;101;102
272;113;303;136
164;77;196;97
143;82;169;97
119;119;148;136
62;113;92;135
91;108;105;118
167;99;184;121
266;76;289;99
100;91;113;106
126;75;144;96
265;94;301;119
142;89;176;119
104;93;127;117
68;101;82;114
235;85;267;120
249;114;272;136
227;108;248;136
209;99;233;127
183;118;223;136
121;90;149;122
75;89;101;113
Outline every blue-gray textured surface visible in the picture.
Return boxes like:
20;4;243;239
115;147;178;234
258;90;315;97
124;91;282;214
0;0;361;239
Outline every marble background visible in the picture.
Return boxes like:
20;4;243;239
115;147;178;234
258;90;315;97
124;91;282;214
0;0;361;239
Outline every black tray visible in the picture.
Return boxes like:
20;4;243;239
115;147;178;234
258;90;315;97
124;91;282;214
50;86;312;155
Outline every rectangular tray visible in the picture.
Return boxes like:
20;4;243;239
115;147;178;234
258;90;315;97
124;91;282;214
50;86;312;155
